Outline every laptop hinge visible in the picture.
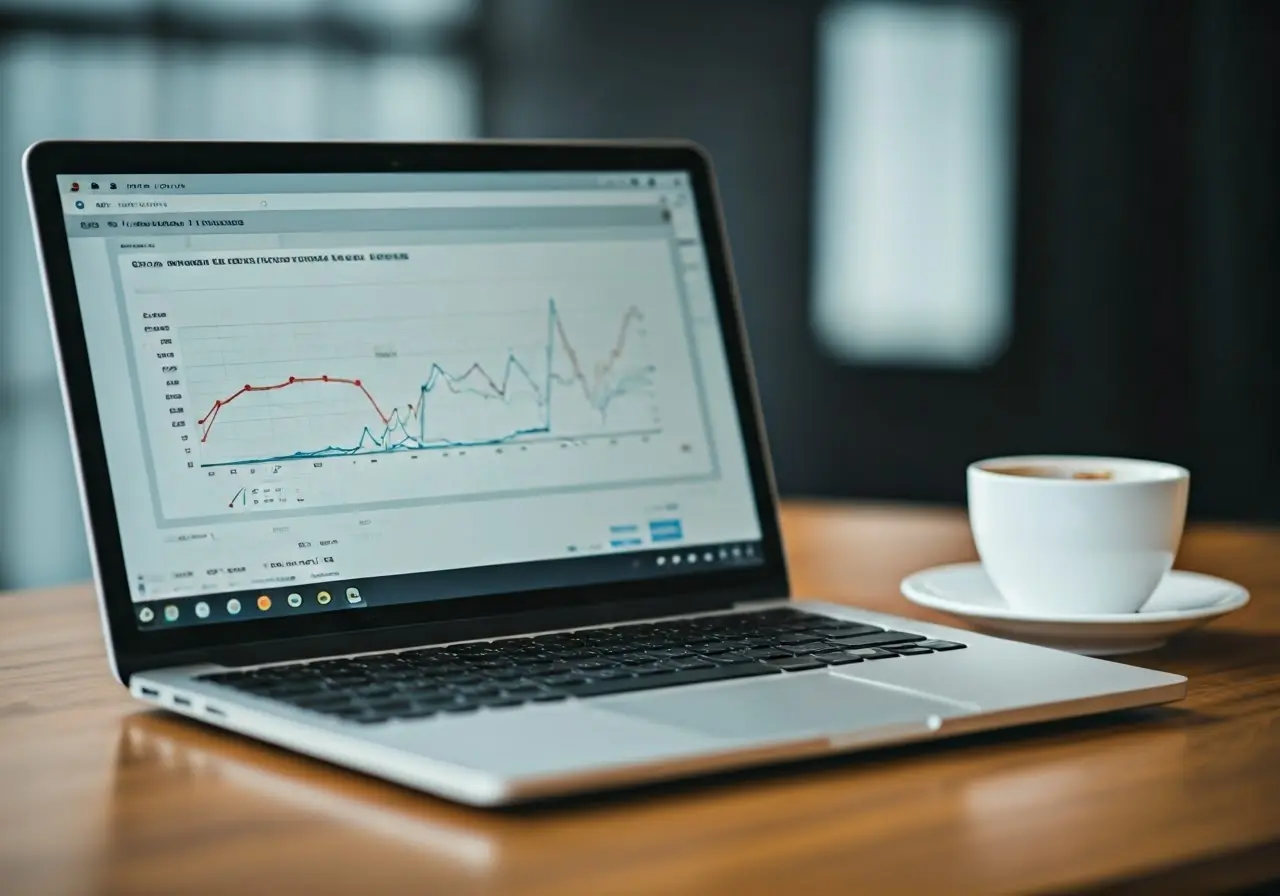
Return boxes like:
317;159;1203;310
734;597;790;609
131;583;786;675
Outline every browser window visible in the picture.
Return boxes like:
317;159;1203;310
56;172;765;629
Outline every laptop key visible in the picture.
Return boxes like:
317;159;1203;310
696;645;737;660
812;624;885;638
439;673;486;686
682;632;722;645
555;662;781;699
452;684;503;697
776;633;820;644
593;644;634;656
541;673;590;687
549;649;598;660
916;640;967;651
744;647;791;660
397;689;455;704
890;646;933;656
263;685;329;700
695;642;737;655
352;685;398;699
826;631;927;649
779;641;828;654
663;658;715;671
498;686;544;698
573;660;618;671
614;654;656;666
844;647;899;660
323;675;374;688
766;657;825;672
516;663;559;676
810;651;864;665
628;665;671;676
292;693;357;710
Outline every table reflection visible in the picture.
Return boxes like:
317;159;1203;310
99;713;507;894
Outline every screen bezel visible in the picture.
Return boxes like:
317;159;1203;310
24;140;789;680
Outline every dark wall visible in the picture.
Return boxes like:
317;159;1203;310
481;0;1279;521
482;0;825;493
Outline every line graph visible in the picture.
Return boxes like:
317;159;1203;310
200;376;391;442
192;298;656;467
123;237;718;520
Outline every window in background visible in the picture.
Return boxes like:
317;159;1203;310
0;0;477;589
812;1;1016;368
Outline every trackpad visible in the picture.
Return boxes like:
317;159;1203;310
591;672;973;741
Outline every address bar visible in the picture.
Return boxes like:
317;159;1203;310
63;190;664;214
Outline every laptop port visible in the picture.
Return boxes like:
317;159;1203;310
138;686;160;699
172;694;192;708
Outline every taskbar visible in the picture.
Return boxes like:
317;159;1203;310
133;539;765;630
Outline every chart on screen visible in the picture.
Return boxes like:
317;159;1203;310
189;297;656;466
120;238;718;522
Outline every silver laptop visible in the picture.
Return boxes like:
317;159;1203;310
25;139;1185;806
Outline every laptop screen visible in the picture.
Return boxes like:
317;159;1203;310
55;170;765;630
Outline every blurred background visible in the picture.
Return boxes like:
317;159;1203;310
0;0;1276;590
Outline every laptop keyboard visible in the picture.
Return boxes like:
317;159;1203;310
196;608;965;725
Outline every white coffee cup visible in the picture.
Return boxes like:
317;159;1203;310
967;456;1190;615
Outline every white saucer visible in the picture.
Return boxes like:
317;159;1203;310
900;562;1249;655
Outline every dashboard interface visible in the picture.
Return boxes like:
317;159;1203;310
56;170;765;630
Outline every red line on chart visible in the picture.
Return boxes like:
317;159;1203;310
555;306;644;405
196;375;390;443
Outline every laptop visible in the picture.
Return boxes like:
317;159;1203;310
25;140;1185;806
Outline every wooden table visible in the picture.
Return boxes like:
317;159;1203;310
2;502;1278;895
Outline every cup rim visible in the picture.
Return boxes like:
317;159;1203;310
968;455;1189;486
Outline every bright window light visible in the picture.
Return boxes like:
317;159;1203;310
812;1;1017;367
0;13;476;588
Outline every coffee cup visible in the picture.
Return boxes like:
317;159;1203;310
967;456;1190;615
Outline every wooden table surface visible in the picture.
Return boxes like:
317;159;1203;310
2;502;1278;895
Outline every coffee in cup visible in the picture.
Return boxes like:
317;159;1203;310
967;456;1190;615
986;464;1115;480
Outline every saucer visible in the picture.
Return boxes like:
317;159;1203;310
900;563;1249;655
